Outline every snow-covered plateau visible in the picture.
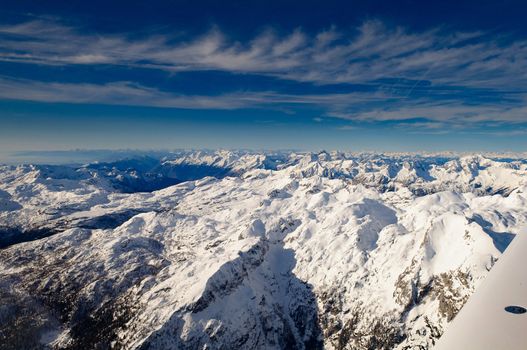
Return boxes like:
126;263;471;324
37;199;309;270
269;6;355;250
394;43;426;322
0;150;526;350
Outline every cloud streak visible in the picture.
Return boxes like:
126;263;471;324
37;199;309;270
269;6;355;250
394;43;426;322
0;75;389;110
1;75;524;130
1;19;526;90
0;19;526;130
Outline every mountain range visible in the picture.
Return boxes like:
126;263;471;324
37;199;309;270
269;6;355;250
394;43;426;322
1;150;526;349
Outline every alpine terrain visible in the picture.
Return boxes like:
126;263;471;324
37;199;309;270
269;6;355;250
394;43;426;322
1;150;526;350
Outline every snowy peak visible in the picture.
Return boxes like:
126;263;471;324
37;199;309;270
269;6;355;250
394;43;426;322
0;151;526;349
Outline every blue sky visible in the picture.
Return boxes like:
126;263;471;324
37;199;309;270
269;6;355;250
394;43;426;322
1;0;527;156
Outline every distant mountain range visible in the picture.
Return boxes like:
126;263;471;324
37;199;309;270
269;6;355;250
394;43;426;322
1;150;526;349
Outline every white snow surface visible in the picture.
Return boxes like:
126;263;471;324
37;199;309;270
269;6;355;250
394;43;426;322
434;227;527;350
0;150;526;349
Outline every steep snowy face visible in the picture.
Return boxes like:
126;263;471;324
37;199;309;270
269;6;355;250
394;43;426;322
0;152;526;350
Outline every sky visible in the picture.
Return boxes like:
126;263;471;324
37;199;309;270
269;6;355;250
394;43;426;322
1;0;527;158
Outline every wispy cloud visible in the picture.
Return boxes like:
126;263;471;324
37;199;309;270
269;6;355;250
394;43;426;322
0;75;525;132
0;76;249;109
337;125;359;130
0;75;390;110
1;19;526;90
471;129;527;136
1;19;527;130
330;100;527;124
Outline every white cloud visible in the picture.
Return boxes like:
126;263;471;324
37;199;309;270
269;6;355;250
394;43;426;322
0;77;253;109
0;19;526;129
1;19;526;90
0;76;393;110
0;75;525;129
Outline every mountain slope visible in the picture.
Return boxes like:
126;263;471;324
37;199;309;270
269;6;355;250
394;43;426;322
0;151;526;349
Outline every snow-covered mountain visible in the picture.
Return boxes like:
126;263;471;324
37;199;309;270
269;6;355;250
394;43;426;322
0;150;526;349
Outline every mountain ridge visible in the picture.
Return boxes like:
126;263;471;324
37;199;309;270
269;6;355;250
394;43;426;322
0;150;526;349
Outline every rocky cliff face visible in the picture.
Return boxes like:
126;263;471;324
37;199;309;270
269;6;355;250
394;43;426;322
0;151;526;349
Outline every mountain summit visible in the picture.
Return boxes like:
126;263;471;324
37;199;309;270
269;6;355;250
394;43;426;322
1;151;526;349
